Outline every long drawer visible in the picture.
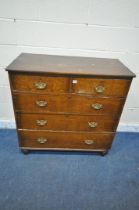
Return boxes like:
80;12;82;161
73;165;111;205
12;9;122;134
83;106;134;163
19;130;114;150
13;93;125;115
17;113;118;132
10;73;131;97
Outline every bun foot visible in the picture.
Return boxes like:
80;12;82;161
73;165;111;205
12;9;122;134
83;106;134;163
21;149;30;154
101;150;108;156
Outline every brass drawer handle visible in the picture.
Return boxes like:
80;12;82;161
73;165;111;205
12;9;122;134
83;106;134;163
95;85;105;93
37;137;47;144
84;140;94;145
36;100;47;107
36;120;47;126
88;122;98;128
91;103;103;110
35;81;47;90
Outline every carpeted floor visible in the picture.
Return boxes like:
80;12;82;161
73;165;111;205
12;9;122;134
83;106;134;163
0;130;139;210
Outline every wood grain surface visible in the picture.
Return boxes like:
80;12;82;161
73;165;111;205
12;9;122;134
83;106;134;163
13;93;125;115
19;130;114;150
16;113;118;132
6;53;135;78
10;72;131;97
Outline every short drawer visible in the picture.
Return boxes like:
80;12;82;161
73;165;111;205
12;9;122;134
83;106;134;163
13;93;125;115
72;78;131;97
17;113;118;132
19;130;114;150
10;73;69;93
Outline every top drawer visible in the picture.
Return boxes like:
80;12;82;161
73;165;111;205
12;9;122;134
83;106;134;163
10;73;69;93
9;73;131;97
72;77;131;97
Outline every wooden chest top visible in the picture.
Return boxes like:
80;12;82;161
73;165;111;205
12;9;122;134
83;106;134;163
6;53;135;78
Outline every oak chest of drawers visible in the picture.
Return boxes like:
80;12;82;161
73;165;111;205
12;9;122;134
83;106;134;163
6;53;135;155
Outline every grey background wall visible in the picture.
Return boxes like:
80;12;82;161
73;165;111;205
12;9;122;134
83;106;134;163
0;0;139;129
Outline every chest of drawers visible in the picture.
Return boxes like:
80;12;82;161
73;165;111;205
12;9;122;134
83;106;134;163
6;53;135;155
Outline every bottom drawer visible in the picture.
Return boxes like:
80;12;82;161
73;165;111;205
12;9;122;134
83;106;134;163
18;131;115;151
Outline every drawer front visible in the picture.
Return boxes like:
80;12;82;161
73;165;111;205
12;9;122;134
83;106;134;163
10;74;131;97
17;113;118;132
19;131;114;150
72;78;131;96
13;93;125;115
10;74;69;93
